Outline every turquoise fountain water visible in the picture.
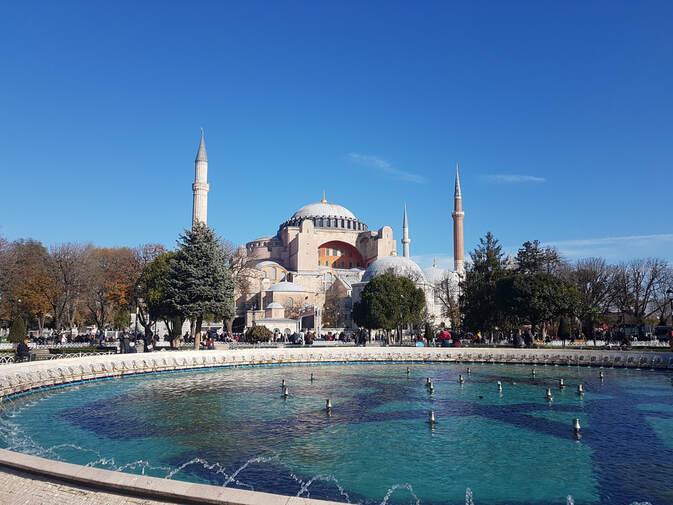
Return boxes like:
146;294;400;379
1;362;671;505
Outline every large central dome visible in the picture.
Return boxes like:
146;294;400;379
281;195;367;231
292;201;356;220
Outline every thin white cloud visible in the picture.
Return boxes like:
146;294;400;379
348;153;426;183
543;234;673;261
484;174;547;183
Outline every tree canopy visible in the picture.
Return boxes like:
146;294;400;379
353;272;425;344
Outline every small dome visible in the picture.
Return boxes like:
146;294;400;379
267;281;306;293
362;256;426;283
266;302;284;309
292;202;356;220
424;265;448;285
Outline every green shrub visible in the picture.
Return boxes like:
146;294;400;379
245;325;273;344
8;318;26;344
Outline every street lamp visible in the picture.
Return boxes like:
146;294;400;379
667;288;673;326
134;285;141;337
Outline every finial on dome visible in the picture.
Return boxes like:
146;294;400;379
433;257;437;268
321;190;327;203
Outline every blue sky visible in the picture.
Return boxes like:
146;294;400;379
1;1;672;267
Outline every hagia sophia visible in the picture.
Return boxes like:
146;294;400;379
191;131;465;334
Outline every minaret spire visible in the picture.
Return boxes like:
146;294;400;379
402;203;411;258
452;162;465;275
192;129;210;227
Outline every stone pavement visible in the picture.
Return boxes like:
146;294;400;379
0;467;172;505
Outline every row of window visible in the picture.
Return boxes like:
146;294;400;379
320;247;352;257
320;260;358;268
283;217;368;231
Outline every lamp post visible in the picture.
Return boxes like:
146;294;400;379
134;285;141;337
667;288;673;327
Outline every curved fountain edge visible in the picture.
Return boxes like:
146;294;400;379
0;346;671;505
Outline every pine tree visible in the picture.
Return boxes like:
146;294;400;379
461;232;507;335
8;318;26;344
165;223;234;349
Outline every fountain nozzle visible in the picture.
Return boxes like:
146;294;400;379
573;418;581;435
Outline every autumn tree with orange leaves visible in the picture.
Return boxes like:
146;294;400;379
81;247;142;331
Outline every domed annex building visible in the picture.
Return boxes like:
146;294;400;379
189;133;464;335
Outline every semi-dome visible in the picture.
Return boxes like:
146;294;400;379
266;302;284;309
266;281;306;293
280;195;368;232
362;256;426;283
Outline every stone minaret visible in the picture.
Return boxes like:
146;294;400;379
452;163;465;275
192;129;210;227
402;204;411;258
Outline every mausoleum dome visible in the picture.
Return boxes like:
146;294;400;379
362;256;426;283
423;266;444;285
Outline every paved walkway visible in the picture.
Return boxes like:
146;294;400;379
0;468;172;505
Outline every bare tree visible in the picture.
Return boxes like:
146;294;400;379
435;273;461;330
613;258;669;326
650;264;673;325
49;243;91;330
322;286;349;328
223;241;256;332
571;257;617;342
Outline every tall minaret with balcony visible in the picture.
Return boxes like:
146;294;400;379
402;204;411;258
192;129;210;227
452;163;465;275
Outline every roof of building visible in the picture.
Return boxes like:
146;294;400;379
266;281;306;293
292;201;357;220
266;302;284;309
362;255;426;283
255;260;285;269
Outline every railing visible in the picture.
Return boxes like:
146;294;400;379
0;342;106;351
0;351;115;365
